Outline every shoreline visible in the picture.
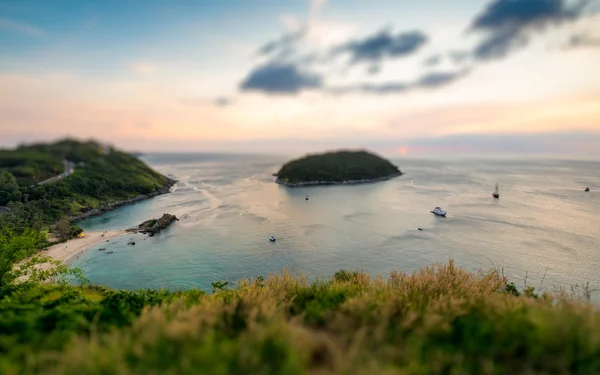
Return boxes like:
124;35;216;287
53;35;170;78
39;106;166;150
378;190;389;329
41;230;126;269
275;172;403;187
70;177;177;222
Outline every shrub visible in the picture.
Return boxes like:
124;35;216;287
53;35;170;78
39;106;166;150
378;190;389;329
1;261;598;375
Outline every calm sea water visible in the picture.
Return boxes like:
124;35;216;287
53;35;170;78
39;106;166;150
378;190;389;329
73;154;600;299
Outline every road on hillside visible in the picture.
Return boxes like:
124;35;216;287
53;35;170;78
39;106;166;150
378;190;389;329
38;160;75;185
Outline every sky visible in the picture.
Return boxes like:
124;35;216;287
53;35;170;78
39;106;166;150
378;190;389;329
0;0;599;156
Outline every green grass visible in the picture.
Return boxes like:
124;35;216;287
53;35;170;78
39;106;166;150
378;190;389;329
1;261;599;374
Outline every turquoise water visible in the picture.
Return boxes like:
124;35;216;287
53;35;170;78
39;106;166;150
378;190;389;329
73;154;600;298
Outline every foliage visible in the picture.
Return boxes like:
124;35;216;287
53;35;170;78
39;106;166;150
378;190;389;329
0;284;205;374
0;138;169;226
1;261;599;374
276;150;401;184
0;170;22;205
0;228;48;291
69;224;84;238
53;217;71;240
51;217;83;240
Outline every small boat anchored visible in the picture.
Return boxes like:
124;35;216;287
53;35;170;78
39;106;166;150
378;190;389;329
430;207;446;217
585;187;590;192
492;183;500;199
269;236;276;242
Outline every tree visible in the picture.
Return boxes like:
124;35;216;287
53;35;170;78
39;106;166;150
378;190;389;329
0;228;87;295
69;225;83;238
0;228;46;291
0;171;22;205
4;201;44;233
53;217;71;240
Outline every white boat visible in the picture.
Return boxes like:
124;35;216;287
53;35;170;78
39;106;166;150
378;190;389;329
269;236;276;242
430;207;446;217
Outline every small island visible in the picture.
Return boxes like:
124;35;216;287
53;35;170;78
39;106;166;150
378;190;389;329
126;213;179;236
274;149;402;187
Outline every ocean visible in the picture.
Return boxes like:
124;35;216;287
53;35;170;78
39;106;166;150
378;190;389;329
73;153;600;299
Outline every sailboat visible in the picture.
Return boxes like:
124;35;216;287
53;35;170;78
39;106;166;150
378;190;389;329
492;183;500;199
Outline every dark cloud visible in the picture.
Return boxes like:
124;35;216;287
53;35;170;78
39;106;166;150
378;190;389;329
472;28;529;60
469;0;592;60
471;0;583;30
415;70;470;88
258;28;306;57
423;55;442;67
328;69;468;94
239;62;323;94
565;33;600;48
332;29;428;64
447;50;472;64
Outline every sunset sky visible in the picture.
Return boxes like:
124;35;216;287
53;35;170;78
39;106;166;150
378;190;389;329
1;0;599;155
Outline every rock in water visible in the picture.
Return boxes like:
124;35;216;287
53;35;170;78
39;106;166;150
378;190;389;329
128;213;179;236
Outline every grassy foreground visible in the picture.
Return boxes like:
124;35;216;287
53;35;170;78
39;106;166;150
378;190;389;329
2;261;600;375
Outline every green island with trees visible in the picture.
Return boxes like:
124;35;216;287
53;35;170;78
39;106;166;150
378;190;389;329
1;140;600;374
275;150;403;187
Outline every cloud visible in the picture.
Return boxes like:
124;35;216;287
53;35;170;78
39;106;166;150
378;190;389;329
447;50;472;64
565;33;600;48
416;70;470;88
472;28;529;60
328;82;410;94
214;97;233;107
178;97;234;107
239;62;323;94
331;29;428;64
258;28;307;57
469;0;592;60
423;55;442;67
367;64;381;75
0;17;47;38
328;69;469;94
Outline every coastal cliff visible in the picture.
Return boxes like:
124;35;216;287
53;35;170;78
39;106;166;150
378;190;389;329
275;149;402;187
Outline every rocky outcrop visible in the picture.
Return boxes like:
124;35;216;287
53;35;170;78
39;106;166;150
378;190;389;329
127;213;179;236
70;178;177;222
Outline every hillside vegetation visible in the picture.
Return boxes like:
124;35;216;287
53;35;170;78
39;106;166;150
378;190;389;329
0;139;171;265
1;261;599;375
0;139;170;223
276;150;402;186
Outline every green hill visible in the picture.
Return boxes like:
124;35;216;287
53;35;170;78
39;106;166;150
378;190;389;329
0;138;172;225
1;261;599;374
275;150;402;186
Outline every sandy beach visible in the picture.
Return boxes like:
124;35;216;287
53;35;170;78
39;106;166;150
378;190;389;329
39;230;125;269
